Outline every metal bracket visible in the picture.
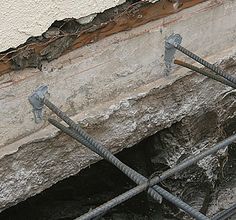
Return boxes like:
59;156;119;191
164;34;182;71
28;85;48;123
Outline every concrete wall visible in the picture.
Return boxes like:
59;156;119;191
0;0;125;52
0;0;236;213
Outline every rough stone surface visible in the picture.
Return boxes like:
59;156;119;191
0;0;236;213
148;90;236;218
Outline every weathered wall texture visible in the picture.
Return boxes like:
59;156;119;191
0;0;125;52
0;0;235;213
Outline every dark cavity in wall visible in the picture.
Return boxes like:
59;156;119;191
0;137;167;220
0;107;236;220
5;0;148;71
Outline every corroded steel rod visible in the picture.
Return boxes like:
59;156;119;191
165;34;236;85
174;59;236;89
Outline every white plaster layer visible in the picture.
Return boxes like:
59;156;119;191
0;0;125;52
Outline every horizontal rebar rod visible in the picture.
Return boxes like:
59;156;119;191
76;133;236;220
173;43;236;85
48;118;209;220
212;203;236;220
174;59;236;89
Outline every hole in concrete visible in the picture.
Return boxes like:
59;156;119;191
0;113;236;220
0;138;166;220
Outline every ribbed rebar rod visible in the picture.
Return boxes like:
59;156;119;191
212;203;236;220
49;118;209;220
173;43;236;85
45;99;162;203
174;59;236;89
76;133;236;220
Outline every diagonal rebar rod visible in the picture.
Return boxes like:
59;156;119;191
29;86;213;220
48;118;210;220
165;34;236;85
174;59;236;89
76;133;236;220
44;99;162;203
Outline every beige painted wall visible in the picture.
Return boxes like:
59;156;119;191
0;0;125;52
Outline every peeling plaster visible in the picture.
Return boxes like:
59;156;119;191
0;0;125;52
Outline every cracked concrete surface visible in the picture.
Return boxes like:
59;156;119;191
0;0;236;212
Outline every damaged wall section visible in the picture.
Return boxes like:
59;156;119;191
0;0;126;52
0;104;236;219
0;0;235;214
0;0;205;75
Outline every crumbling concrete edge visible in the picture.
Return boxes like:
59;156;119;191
0;50;235;212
